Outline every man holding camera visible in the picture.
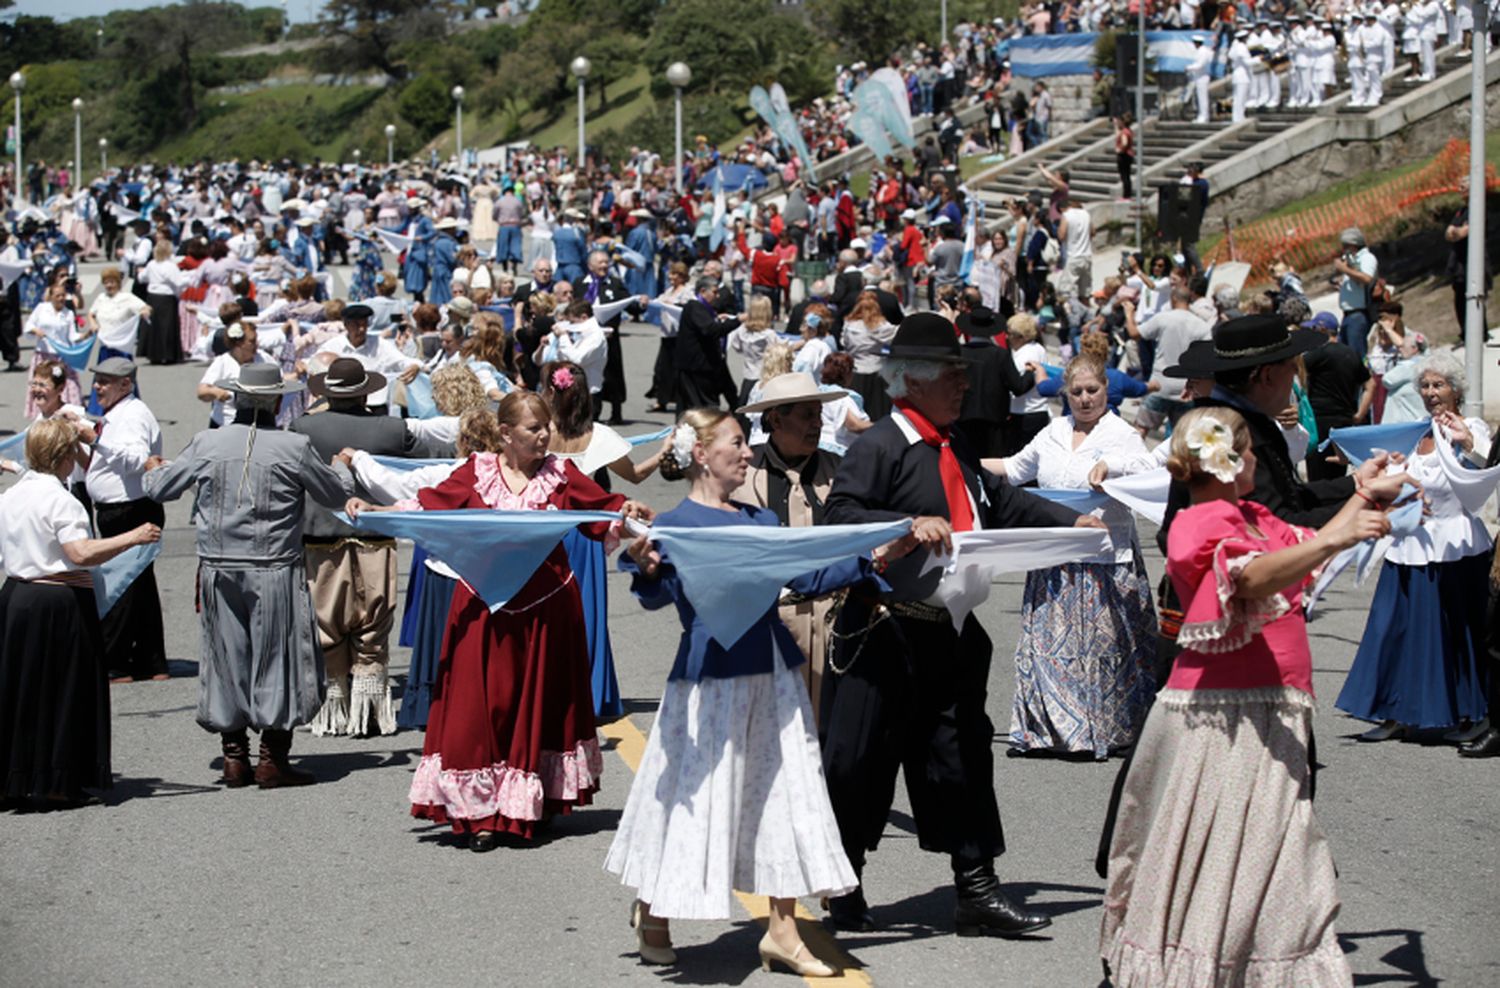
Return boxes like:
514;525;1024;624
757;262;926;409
1333;227;1379;360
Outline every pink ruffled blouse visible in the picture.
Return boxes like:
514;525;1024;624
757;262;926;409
1164;498;1317;696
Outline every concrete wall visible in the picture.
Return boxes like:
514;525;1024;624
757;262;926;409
1204;56;1500;227
1040;73;1098;128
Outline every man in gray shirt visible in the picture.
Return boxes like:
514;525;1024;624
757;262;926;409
927;219;965;310
1124;285;1212;433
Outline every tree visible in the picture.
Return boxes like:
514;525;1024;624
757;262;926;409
807;0;1003;66
643;0;830;106
318;0;456;80
103;3;251;135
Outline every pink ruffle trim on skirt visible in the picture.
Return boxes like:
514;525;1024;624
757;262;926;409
408;737;603;822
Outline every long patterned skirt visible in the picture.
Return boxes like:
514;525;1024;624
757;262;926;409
1100;687;1353;987
1009;556;1158;757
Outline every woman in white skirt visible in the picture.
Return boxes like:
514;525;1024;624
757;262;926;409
608;407;911;977
1101;407;1395;986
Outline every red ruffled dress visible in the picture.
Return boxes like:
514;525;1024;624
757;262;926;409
405;453;623;839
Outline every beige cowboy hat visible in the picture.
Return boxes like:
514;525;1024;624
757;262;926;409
736;372;844;415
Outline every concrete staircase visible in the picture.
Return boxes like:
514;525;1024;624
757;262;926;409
967;43;1486;229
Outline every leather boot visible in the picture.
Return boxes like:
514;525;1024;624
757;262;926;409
254;730;316;788
825;860;876;932
220;730;253;788
953;859;1051;938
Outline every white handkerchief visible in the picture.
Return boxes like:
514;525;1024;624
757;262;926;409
1102;467;1172;526
920;528;1114;631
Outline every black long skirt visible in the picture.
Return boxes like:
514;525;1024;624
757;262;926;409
142;293;181;365
0;580;111;800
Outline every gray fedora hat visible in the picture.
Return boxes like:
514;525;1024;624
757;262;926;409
218;361;305;397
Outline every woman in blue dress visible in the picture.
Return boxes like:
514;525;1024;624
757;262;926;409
540;360;666;718
349;229;384;302
605;407;914;977
426;219;460;306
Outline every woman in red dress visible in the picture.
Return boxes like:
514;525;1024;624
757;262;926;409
349;392;651;851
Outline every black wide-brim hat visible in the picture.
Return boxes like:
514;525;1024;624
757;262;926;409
308;357;387;399
1161;338;1216;379
1192;315;1324;374
881;311;969;364
956;306;1000;338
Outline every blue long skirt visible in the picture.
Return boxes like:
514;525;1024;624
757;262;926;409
396;557;458;731
1337;554;1490;729
399;545;429;649
562;528;623;719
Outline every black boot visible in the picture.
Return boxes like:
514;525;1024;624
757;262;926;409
953;859;1051;938
219;730;252;788
825;859;876;932
1459;727;1500;758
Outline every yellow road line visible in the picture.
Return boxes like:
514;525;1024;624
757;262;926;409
599;716;874;987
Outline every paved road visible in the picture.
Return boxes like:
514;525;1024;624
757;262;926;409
1;268;1496;987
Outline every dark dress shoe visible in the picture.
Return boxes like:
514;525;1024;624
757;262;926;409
954;863;1052;938
470;831;500;853
826;887;877;932
1458;727;1500;758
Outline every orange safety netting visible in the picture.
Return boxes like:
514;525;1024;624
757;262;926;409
1205;139;1498;285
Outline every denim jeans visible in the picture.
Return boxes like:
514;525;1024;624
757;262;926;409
1339;308;1371;360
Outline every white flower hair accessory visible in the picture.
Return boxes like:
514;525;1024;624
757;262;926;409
670;422;698;470
1184;417;1242;484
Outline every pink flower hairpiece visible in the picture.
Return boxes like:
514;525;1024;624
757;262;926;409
551;367;576;391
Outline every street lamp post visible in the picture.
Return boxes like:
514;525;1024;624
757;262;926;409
72;98;83;192
666;62;691;196
385;123;396;166
1134;5;1145;252
1463;2;1489;417
9;72;22;205
942;0;948;42
570;56;591;170
96;28;103;52
98;137;108;178
451;85;465;173
352;147;361;177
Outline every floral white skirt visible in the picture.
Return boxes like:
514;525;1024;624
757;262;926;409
604;659;857;920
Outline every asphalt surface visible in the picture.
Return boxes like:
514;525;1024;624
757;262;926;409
1;264;1496;988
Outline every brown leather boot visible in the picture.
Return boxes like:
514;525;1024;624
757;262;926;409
254;730;316;788
220;730;253;788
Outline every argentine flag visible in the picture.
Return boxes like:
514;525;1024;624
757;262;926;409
959;198;980;283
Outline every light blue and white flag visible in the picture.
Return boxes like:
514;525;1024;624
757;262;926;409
647;519;912;649
1009;35;1098;78
921;527;1115;629
645;299;684;334
959;198;979;282
708;171;728;253
0;427;29;467
344;509;621;611
1305;488;1423;615
373;227;416;255
1145;31;1220;74
51;335;97;374
1432;423;1500;514
405;372;438;419
626;426;672;447
1102;467;1172;526
371;455;463;473
93;542;161;617
1318;420;1430;467
1031;487;1114;512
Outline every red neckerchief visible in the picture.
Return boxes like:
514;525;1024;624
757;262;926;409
893;398;975;532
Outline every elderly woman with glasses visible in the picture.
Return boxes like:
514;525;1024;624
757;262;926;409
1338;351;1495;744
984;352;1160;757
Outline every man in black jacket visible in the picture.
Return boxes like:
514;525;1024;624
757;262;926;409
291;358;430;738
672;279;740;415
820;312;1104;939
956;306;1036;457
575;250;642;425
1459;434;1500;758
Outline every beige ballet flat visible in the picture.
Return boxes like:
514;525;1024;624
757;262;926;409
758;932;836;977
629;900;676;965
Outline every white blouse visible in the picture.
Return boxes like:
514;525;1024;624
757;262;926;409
144;259;198;297
1003;413;1151;565
550;423;630;476
1386;418;1495;565
1009;341;1049;415
89;291;146;353
25;303;80;355
0;471;91;579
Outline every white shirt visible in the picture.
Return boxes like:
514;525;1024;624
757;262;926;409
550;423;631;476
407;416;460;450
200;351;271;426
25;303;80;356
84;395;163;503
1010;341;1049;414
1385;420;1495;565
89;291;146;353
0;471;93;579
1061;206;1092;261
820;390;869;454
793;337;834;382
1002;413;1147;565
552;319;608;394
316;332;420;407
1139;307;1213;395
144;258;196;297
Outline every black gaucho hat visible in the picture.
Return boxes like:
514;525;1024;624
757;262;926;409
882;312;969;364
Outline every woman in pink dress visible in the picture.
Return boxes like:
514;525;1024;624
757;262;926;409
347;392;652;851
1100;406;1398;987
